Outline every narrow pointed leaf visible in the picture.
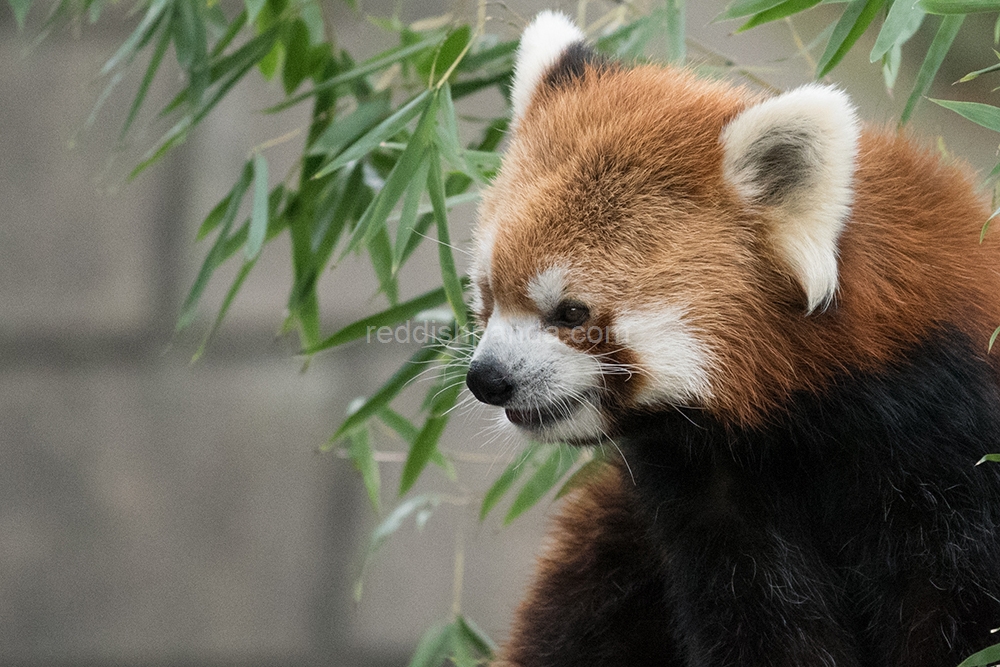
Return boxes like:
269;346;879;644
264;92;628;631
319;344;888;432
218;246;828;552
354;494;442;601
901;15;964;125
245;153;269;260
716;0;792;21
505;444;581;524
817;0;886;78
399;413;451;494
307;92;391;157
555;451;609;499
368;225;399;303
303;286;448;354
393;159;431;271
347;427;381;511
191;257;257;362
427;145;468;328
378;407;420;442
959;59;1000;82
665;0;686;64
9;0;31;29
122;18;172;136
315;90;431;178
408;620;456;667
957;642;1000;667
736;0;821;32
329;344;443;441
479;445;539;520
929;98;1000;132
455;616;498;657
871;0;925;62
919;0;1000;12
977;453;1000;465
100;0;170;75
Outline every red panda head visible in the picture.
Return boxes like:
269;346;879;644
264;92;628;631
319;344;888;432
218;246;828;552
465;11;871;442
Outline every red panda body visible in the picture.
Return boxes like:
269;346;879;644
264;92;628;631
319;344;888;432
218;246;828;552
465;12;1000;666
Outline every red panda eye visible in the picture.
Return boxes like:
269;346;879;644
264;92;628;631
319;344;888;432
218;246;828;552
552;301;590;328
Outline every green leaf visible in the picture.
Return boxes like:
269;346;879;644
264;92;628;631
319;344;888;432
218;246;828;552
316;90;431;178
178;160;255;332
304;285;449;354
427;145;469;328
337;96;439;258
930;98;1000;132
399;359;465;494
505;444;581;524
919;0;1000;12
245;152;269;260
198;160;254;240
736;0;822;32
368;225;399;303
716;0;794;21
976;453;1000;465
901;14;964;126
244;0;265;24
480;445;538;521
347;425;381;511
871;0;926;62
455;616;498;658
100;0;171;75
191;257;257;362
122;17;172;137
307;92;392;157
959;55;1000;82
990;324;1000;352
423;25;471;84
408;620;456;667
957;642;1000;667
665;0;686;64
434;83;463;168
9;0;31;29
329;344;443;442
393;159;431;272
817;0;886;78
267;37;440;113
378;407;420;442
355;494;443;601
555;450;609;499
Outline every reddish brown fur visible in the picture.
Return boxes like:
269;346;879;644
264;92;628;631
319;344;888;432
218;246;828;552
476;64;1000;426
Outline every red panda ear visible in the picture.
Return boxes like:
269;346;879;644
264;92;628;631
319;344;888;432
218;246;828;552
510;11;586;124
721;84;860;313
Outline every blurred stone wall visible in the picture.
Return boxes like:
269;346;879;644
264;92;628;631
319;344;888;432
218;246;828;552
2;1;999;665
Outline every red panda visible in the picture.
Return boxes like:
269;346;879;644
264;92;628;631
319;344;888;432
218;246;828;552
465;10;1000;667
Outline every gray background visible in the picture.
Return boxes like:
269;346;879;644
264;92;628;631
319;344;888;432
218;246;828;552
3;0;999;664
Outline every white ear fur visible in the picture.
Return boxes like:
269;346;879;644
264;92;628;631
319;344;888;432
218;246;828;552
721;84;860;313
510;11;585;123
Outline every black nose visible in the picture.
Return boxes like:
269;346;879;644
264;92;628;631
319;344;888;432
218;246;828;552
466;359;515;406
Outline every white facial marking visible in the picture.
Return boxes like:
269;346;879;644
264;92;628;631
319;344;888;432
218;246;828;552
526;266;569;314
510;11;585;124
471;308;605;442
721;84;859;313
614;306;713;405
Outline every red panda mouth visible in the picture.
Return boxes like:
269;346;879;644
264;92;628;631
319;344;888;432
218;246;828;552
505;404;566;429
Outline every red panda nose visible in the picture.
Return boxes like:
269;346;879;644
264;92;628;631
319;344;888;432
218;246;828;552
466;359;515;406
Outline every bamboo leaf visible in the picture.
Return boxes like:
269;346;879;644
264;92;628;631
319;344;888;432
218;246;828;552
191;257;257;362
316;90;431;178
505;444;581;524
957;642;1000;667
665;0;686;64
716;0;793;21
736;0;822;32
122;17;172;137
408;620;456;667
919;0;1000;12
901;14;965;125
307;92;391;157
976;453;1000;465
303;286;449;354
990;325;1000;352
245;152;269;260
959;56;1000;82
329;344;443;442
930;98;1000;132
555;451;609;499
9;0;31;29
399;359;465;494
100;0;170;75
817;0;886;78
354;494;443;601
347;424;381;511
393;159;431;272
479;445;539;521
871;0;925;62
455;616;498;658
427;144;468;328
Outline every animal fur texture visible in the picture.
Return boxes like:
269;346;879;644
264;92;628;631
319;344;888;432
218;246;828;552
465;10;1000;667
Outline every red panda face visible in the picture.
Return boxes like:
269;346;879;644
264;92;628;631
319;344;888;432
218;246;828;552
466;12;860;440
